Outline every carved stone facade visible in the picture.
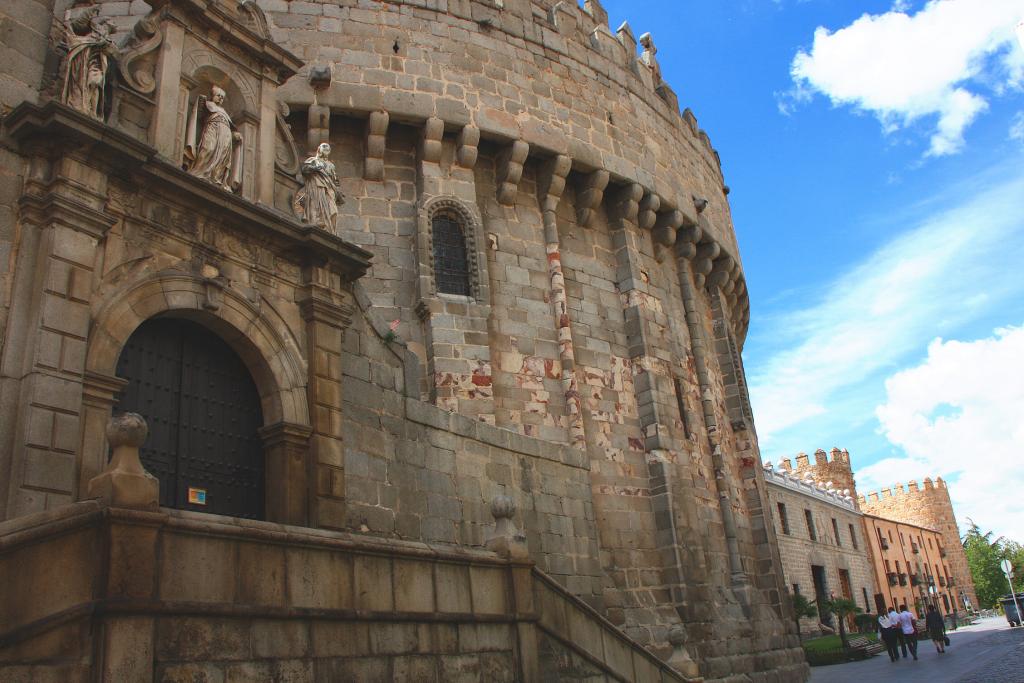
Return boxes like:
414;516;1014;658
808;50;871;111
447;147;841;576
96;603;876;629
0;1;809;681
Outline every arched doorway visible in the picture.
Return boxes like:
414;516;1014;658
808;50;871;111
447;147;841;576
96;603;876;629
114;317;265;519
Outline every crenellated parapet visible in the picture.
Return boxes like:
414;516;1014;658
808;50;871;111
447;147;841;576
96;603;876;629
772;446;857;502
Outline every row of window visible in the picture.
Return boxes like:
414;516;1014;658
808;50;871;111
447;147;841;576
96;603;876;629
776;502;858;549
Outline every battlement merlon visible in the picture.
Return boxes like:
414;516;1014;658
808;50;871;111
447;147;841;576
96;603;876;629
860;475;951;502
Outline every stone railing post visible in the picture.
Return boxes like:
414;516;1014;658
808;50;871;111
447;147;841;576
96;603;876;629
667;623;702;680
487;495;538;683
485;494;528;560
86;413;158;510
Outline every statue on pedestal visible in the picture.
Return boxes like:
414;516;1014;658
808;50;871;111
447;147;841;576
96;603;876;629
185;86;243;192
58;2;118;120
293;142;344;234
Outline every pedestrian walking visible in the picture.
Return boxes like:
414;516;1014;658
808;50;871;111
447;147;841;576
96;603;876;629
925;605;946;654
878;611;900;662
898;604;918;660
889;606;908;658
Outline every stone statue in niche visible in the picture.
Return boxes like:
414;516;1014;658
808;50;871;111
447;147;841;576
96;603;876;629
58;1;118;120
293;142;344;234
184;86;243;192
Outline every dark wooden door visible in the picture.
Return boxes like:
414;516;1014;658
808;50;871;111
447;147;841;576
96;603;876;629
115;318;265;519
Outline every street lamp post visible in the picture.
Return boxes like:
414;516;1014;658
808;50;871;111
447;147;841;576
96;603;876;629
1001;559;1023;627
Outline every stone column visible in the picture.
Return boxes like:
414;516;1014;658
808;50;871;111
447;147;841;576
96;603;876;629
298;266;353;530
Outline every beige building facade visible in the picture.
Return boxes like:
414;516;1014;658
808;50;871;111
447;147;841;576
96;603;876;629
0;0;810;681
763;463;876;635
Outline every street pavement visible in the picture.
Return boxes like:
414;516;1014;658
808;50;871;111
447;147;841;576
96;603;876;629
808;616;1024;683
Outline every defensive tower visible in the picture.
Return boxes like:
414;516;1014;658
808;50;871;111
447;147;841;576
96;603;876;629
859;478;978;611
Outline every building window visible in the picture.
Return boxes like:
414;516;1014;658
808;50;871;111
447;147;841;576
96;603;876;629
777;502;790;535
805;509;817;541
832;518;842;546
862;587;870;611
849;523;859;549
888;529;893;542
431;212;471;296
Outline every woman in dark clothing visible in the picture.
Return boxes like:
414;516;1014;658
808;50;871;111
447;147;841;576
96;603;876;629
925;604;946;653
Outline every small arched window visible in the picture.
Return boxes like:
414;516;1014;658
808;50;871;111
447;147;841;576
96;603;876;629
432;212;471;296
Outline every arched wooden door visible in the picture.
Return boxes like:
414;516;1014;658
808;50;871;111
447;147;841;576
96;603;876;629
114;317;265;519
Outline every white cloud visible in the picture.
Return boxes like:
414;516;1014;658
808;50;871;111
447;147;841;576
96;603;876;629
788;0;1024;156
859;326;1024;540
1011;110;1024;140
747;166;1024;446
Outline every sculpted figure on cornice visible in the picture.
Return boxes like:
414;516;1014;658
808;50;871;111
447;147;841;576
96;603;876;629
58;1;118;120
293;142;344;234
185;86;244;192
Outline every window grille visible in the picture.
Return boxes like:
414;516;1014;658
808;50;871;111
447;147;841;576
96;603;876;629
432;213;471;296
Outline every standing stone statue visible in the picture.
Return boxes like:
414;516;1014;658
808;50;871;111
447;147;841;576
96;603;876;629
639;32;662;88
184;86;244;192
293;142;344;234
58;2;118;120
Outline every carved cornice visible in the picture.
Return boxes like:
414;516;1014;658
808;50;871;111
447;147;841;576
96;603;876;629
258;421;314;447
4;102;372;282
18;192;118;239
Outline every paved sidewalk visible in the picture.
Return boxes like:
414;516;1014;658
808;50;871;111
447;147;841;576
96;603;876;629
808;616;1024;683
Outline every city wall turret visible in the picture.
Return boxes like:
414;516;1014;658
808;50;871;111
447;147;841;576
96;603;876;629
859;477;978;610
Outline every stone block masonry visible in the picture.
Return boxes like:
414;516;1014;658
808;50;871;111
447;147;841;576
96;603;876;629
0;0;807;680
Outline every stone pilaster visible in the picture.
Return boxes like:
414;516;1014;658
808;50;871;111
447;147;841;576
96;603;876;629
260;420;314;525
298;267;353;529
0;148;116;519
536;154;585;448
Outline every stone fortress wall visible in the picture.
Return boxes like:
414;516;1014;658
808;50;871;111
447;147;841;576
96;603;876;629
859;478;978;612
769;447;978;615
0;0;810;680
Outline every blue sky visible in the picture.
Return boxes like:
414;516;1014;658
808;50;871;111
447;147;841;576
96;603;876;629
602;0;1024;541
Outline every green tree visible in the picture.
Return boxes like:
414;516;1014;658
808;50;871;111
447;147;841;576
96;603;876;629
962;520;1006;608
1002;540;1024;593
791;592;817;642
821;597;862;650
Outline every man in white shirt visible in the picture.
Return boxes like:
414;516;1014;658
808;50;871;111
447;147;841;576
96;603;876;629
887;607;905;658
897;604;918;660
878;612;900;662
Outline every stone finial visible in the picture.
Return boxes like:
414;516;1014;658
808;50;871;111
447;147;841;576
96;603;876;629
486;494;528;559
795;452;809;468
87;413;159;510
814;448;827;465
638;32;662;87
779;457;792;471
667;623;700;678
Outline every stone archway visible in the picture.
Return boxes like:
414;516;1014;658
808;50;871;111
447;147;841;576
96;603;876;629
80;273;313;524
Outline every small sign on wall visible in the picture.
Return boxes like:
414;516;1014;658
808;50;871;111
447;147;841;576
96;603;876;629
188;487;207;505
